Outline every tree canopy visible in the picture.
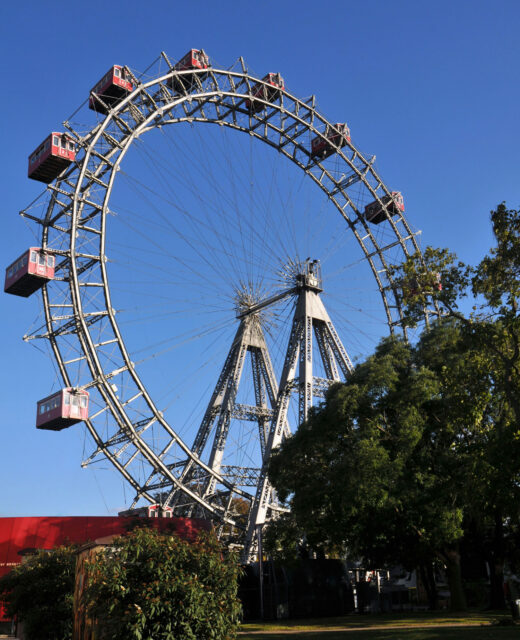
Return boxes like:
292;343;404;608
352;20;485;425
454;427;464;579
267;204;520;610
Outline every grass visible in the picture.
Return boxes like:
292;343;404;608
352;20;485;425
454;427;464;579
238;611;519;639
239;631;519;639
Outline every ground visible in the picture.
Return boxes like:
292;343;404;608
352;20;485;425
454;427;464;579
239;611;519;639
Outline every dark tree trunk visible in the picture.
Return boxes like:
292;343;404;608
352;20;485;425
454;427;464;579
488;511;507;609
443;547;467;611
419;563;438;610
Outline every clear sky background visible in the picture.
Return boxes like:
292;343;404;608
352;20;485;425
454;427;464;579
0;0;518;517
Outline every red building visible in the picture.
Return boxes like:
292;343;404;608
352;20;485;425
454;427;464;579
0;515;210;631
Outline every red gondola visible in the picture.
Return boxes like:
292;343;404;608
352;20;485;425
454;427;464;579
245;73;284;112
4;248;55;297
36;388;89;431
119;504;174;518
89;65;133;113
310;123;351;159
169;49;210;92
148;504;173;518
28;133;76;183
364;191;405;225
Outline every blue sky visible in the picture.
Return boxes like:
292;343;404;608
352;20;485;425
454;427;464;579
0;0;518;517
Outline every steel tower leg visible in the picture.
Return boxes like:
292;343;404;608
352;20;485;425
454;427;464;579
165;312;281;521
243;262;353;562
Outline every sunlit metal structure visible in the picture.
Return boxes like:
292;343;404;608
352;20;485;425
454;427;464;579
8;50;435;561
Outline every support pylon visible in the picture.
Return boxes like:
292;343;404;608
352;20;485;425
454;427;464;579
243;259;353;561
165;309;282;525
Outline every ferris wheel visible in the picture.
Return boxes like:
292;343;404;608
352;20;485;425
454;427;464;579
6;50;430;560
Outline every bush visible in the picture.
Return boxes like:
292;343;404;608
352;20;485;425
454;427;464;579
84;526;242;640
0;545;76;640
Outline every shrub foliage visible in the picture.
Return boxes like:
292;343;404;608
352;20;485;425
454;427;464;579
83;526;242;640
0;545;76;640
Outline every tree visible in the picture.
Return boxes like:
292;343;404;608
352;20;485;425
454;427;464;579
0;545;76;640
390;203;520;608
268;330;475;610
267;204;520;611
83;526;242;640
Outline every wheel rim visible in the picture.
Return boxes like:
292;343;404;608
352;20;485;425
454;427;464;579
22;53;429;540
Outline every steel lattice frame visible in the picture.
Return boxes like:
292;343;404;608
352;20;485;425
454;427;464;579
22;52;431;554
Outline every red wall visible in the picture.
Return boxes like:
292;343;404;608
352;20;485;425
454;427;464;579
0;516;210;621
